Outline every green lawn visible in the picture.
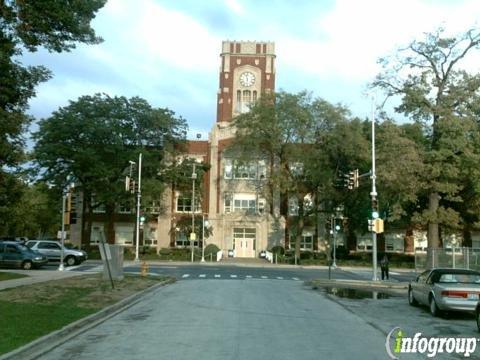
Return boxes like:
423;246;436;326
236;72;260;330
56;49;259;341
0;272;28;281
0;274;172;355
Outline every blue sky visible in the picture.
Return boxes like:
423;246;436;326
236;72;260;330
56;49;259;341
23;0;480;139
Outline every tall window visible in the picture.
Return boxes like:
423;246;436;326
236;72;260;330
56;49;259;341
176;193;201;213
224;193;263;214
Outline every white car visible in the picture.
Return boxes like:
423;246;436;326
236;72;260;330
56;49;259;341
26;240;88;266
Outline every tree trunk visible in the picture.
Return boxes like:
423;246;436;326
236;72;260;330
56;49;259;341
428;192;441;249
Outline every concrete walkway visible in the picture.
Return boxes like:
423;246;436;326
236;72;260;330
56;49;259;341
0;269;89;291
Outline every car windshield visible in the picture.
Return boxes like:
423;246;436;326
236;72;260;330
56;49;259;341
438;273;480;283
16;244;30;252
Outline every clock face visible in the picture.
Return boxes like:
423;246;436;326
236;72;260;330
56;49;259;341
239;72;255;87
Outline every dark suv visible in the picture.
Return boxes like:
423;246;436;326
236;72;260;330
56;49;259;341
0;241;48;270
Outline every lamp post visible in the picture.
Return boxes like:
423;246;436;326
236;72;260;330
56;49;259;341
191;163;197;262
59;182;74;271
370;94;379;281
134;153;142;262
331;215;337;268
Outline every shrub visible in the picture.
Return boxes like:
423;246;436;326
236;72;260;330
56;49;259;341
270;245;285;255
204;244;220;256
159;248;172;256
300;251;313;260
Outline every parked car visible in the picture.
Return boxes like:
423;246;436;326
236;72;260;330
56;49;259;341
0;236;27;245
259;250;266;259
408;268;480;316
0;241;48;270
475;302;480;332
25;240;88;266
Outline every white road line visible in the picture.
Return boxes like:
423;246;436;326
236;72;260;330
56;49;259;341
214;274;221;278
390;272;400;275
199;274;206;278
230;274;237;278
261;276;268;279
182;274;190;278
246;275;252;279
276;276;284;280
292;277;300;281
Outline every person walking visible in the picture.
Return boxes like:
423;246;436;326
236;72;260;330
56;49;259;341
380;254;389;280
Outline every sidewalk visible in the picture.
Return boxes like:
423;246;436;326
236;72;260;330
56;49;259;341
0;269;88;291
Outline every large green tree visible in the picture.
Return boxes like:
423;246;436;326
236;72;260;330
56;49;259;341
232;91;354;260
373;27;480;249
33;94;187;245
0;0;106;233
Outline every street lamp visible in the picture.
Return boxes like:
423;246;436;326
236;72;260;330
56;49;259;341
191;163;197;262
59;182;75;271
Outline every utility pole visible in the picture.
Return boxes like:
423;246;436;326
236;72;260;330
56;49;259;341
370;95;379;281
191;163;197;262
135;153;142;262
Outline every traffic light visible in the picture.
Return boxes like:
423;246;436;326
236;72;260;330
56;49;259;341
372;198;379;219
125;176;137;194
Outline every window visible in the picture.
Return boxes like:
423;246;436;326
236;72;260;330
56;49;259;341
115;225;134;245
288;195;313;216
357;237;373;251
118;202;133;214
290;232;314;250
145;201;162;214
224;193;262;214
38;242;61;250
176;194;201;213
224;159;267;180
91;225;104;244
385;234;404;252
176;233;198;247
145;227;158;246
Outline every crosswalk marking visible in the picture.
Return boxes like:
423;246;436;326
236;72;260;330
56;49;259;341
230;274;237;278
246;275;252;279
199;274;206;278
182;274;190;278
261;276;268;279
214;274;221;278
276;276;284;280
292;277;299;281
179;273;301;281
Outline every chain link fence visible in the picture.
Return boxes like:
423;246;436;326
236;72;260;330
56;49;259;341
415;248;480;272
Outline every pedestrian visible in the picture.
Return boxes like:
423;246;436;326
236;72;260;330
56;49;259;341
380;254;389;280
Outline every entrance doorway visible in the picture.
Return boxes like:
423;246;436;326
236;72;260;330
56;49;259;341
233;228;256;258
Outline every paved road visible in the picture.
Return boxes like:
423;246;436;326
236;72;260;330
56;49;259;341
37;279;392;360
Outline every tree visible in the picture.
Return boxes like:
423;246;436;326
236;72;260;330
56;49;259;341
373;27;480;249
0;0;106;231
232;91;353;261
33;94;187;246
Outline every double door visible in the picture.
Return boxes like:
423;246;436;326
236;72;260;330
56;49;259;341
233;228;256;258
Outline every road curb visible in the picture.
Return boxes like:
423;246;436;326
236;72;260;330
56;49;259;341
308;278;409;290
0;277;175;360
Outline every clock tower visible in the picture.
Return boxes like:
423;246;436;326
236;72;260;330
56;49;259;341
216;41;276;123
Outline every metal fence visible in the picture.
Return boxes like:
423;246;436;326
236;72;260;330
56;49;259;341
415;247;480;272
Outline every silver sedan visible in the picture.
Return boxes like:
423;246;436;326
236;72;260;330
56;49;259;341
408;268;480;316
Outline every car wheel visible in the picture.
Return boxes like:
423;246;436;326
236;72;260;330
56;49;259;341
430;296;441;317
22;260;33;270
476;309;480;332
65;256;76;266
408;287;418;306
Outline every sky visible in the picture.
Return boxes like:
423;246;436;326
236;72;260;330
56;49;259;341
23;0;480;140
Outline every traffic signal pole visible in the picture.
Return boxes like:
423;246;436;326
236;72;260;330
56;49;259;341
371;95;379;281
135;153;142;262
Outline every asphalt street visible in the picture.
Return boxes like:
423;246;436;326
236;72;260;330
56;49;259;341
36;279;393;360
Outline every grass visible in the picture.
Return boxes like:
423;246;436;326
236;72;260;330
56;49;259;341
0;273;174;355
0;272;28;281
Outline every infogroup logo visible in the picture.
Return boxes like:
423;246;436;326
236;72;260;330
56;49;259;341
385;327;478;359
